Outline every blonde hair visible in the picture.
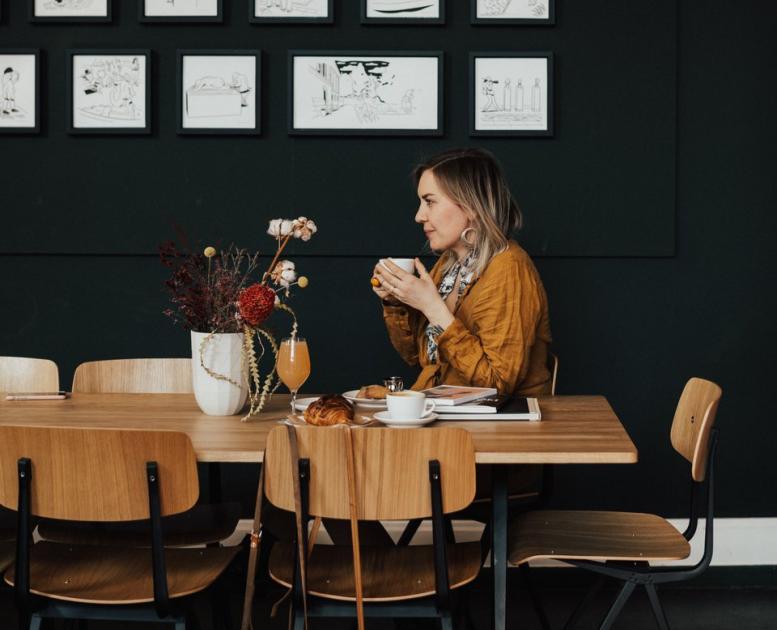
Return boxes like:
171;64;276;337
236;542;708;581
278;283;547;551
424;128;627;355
413;148;523;277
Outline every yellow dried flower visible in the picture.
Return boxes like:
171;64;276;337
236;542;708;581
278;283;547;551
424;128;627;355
204;246;217;258
297;276;309;289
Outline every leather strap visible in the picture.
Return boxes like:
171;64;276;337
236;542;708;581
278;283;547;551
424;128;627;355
286;424;309;630
240;450;266;630
342;425;365;630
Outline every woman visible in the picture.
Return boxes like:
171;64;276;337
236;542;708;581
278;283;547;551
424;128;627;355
373;147;552;396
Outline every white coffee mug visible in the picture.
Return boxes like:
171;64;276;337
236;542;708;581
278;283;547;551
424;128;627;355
381;258;415;274
386;391;436;419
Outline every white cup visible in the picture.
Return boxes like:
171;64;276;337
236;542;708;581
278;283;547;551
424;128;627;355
386;391;436;420
381;258;415;274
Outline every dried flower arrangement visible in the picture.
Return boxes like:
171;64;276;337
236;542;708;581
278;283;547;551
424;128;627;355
160;217;317;419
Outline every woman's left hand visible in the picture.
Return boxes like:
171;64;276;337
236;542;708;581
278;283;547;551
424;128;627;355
374;259;453;328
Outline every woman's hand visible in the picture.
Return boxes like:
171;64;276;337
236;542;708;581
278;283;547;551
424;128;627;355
374;259;454;329
371;262;400;305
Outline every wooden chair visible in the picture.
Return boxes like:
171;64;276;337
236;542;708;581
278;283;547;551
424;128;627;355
0;356;59;393
0;425;240;629
263;425;482;630
508;377;722;630
38;358;240;548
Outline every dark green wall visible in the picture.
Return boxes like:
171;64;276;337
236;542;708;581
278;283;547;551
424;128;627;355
1;0;776;518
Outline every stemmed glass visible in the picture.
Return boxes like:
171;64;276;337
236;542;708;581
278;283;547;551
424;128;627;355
277;336;311;414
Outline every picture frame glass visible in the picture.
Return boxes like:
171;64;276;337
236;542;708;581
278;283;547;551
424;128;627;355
474;57;549;132
254;0;329;18
0;54;37;129
182;55;257;130
144;0;219;17
476;0;550;20
292;55;439;131
72;54;147;129
34;0;109;17
366;0;441;19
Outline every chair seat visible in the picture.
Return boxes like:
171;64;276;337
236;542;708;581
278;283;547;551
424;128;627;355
269;541;483;602
0;542;13;574
37;502;242;547
509;510;691;566
4;542;240;604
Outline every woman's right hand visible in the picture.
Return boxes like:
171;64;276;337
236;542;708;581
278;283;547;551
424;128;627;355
372;262;401;305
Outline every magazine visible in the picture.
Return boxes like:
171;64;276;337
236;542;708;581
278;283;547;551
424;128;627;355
421;385;498;406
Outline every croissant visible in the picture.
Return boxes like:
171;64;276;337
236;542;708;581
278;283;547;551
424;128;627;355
304;394;355;426
356;384;389;400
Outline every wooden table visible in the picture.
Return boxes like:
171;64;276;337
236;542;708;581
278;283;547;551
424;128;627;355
0;392;637;630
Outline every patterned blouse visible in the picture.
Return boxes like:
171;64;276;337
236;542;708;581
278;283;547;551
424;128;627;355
425;251;477;363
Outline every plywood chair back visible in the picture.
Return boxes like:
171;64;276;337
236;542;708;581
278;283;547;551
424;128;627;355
264;426;476;521
547;351;559;395
670;377;722;482
0;357;59;393
0;426;199;521
72;358;192;394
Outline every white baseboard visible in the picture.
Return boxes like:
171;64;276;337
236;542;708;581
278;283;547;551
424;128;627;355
233;517;777;567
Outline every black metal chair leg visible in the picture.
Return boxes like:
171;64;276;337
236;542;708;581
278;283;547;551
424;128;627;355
562;574;606;630
398;519;423;546
445;517;456;544
519;564;550;630
27;614;41;630
598;581;635;630
644;583;671;630
440;608;454;630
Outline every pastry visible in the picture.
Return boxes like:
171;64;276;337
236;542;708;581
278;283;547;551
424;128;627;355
356;384;389;400
304;394;355;426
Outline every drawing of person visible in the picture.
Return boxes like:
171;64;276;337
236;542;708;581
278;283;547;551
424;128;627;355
401;89;415;114
481;76;499;112
2;67;20;115
231;72;252;107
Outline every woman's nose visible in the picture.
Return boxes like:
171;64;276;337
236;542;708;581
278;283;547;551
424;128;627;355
415;205;426;223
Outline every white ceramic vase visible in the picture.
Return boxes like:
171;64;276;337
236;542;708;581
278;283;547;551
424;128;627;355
191;331;248;416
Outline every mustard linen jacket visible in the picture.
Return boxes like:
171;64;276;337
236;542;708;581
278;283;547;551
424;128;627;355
383;241;552;396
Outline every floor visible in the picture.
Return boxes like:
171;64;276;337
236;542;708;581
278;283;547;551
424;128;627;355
1;567;775;630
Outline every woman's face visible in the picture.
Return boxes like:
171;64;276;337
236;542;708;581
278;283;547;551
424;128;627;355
415;169;470;255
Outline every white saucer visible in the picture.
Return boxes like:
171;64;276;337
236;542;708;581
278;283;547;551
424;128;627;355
373;411;438;428
293;397;319;412
342;390;388;409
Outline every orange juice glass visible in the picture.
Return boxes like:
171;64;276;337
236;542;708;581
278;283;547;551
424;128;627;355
277;337;311;413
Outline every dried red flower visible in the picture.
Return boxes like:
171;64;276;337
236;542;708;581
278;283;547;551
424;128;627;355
239;283;276;326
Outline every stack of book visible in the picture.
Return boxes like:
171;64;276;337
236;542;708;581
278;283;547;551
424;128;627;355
421;385;541;421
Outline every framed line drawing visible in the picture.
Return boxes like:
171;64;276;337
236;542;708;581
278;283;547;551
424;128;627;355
361;0;445;24
471;0;554;25
177;50;261;135
66;50;151;134
250;0;333;23
31;0;111;22
140;0;223;22
0;50;40;134
289;50;443;136
470;52;553;137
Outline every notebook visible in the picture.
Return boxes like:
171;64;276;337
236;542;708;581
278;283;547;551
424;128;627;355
421;384;498;406
437;397;541;421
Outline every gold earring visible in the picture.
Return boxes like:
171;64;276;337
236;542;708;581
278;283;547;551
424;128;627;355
460;227;477;248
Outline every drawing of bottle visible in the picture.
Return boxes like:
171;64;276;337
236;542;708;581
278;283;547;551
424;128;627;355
532;78;541;112
504;78;511;111
515;79;524;111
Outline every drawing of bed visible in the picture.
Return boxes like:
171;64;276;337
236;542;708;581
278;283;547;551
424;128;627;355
186;76;243;118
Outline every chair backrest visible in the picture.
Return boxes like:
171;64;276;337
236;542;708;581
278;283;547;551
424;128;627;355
72;358;193;394
0;357;59;393
0;426;199;521
264;425;476;521
670;377;722;482
547;351;559;395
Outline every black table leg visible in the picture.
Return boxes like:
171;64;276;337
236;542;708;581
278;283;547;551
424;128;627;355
491;465;508;630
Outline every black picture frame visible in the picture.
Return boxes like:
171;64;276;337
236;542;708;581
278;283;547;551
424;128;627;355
288;50;444;136
360;0;445;25
66;49;152;135
469;51;554;137
176;49;262;135
470;0;554;25
249;0;333;24
30;0;112;23
139;0;223;23
0;49;41;135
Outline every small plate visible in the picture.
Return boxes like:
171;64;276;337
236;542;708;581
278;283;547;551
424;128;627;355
293;397;320;412
342;390;387;409
373;411;438;428
284;415;377;427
